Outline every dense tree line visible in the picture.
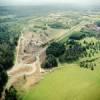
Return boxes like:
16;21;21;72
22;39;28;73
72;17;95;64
44;40;88;67
0;23;21;99
44;41;87;67
0;24;20;70
0;65;8;97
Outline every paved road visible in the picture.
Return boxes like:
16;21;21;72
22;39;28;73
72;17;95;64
56;21;91;42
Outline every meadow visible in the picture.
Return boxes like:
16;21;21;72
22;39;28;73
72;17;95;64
23;63;100;100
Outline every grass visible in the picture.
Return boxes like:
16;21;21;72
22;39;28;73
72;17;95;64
23;63;100;100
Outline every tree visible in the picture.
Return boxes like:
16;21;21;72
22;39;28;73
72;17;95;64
64;43;86;62
0;24;20;70
5;86;20;100
96;20;100;27
46;42;65;57
0;65;8;97
91;66;94;71
0;43;14;70
42;54;58;69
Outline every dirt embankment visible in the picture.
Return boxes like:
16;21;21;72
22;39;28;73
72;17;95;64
7;31;47;89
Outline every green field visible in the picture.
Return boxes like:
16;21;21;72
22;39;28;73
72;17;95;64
23;63;100;100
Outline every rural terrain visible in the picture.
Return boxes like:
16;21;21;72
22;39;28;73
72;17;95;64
0;5;100;100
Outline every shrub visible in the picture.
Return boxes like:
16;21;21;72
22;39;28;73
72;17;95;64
42;54;58;69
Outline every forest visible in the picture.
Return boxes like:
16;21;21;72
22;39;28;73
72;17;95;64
0;19;21;99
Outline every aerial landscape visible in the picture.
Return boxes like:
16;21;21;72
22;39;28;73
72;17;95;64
0;0;100;100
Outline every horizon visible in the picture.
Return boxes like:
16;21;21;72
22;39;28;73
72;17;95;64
0;0;100;6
